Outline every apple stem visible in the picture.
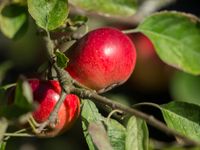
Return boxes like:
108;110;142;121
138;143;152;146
106;109;123;124
122;28;139;34
4;128;34;140
3;133;35;137
70;87;200;146
28;116;42;134
132;102;162;109
0;83;16;90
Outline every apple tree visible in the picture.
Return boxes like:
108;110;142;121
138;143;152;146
0;0;200;150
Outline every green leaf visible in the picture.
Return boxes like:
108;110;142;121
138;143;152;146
0;118;8;141
81;100;127;150
70;15;88;27
37;61;49;74
161;101;200;141
88;121;113;150
81;100;103;150
0;141;6;150
14;78;33;107
0;83;16;91
125;116;149;150
0;118;7;150
0;4;28;39
55;50;69;68
138;11;200;75
0;61;13;85
69;0;137;17
81;100;103;123
106;119;126;150
28;0;68;30
0;78;34;119
170;71;200;105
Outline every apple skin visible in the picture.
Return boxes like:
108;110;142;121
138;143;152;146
129;33;173;93
65;27;137;91
132;33;156;60
28;79;80;137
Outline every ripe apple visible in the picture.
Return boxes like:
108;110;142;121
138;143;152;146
131;33;156;60
129;33;173;93
28;79;80;137
65;27;137;92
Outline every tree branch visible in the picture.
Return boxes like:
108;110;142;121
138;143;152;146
38;28;198;147
70;87;199;146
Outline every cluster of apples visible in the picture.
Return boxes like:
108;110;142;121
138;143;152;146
27;27;137;136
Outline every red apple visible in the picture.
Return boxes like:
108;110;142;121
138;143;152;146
129;33;173;93
28;79;80;137
131;33;156;60
65;27;137;91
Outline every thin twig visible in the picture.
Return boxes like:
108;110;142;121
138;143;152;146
48;91;67;128
4;128;33;140
33;31;74;133
106;109;123;124
132;102;161;109
4;133;35;137
70;87;199;146
122;28;139;34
